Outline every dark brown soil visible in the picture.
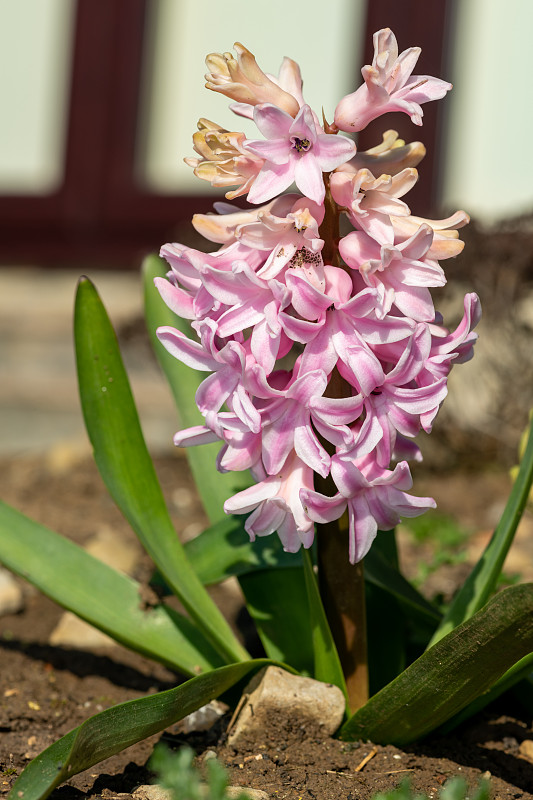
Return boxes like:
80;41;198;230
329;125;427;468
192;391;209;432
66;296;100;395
1;452;533;799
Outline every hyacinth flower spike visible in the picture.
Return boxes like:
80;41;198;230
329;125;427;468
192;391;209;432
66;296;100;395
155;35;478;710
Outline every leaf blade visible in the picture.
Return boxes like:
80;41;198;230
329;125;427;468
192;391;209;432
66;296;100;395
429;417;533;646
184;515;300;584
74;276;247;663
0;501;223;675
302;550;348;706
341;583;533;744
238;566;314;674
9;659;282;800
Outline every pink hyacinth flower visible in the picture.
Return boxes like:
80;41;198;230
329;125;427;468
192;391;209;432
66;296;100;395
224;451;315;553
334;28;451;132
245;104;355;204
301;454;436;563
339;223;445;321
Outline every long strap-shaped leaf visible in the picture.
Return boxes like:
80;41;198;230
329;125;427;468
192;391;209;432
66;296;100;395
440;651;533;733
0;501;223;675
365;544;441;628
340;583;533;744
428;416;533;646
143;255;251;523
302;550;348;706
74;277;248;664
184;522;438;677
8;659;282;800
183;514;298;584
239;567;314;674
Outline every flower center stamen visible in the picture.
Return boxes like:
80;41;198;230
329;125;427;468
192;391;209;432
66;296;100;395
288;247;322;268
290;136;311;153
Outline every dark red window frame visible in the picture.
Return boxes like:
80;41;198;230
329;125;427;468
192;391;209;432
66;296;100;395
0;0;451;270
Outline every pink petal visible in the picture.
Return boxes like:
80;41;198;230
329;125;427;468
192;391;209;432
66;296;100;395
347;495;378;563
293;153;325;204
173;425;220;447
245;137;291;165
253;103;293;139
154;277;195;319
247;160;295;204
156;327;217;371
314;134;356;171
300;489;346;524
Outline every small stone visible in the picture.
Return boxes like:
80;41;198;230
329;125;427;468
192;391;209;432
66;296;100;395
226;787;269;799
85;525;140;574
49;612;117;650
181;522;205;542
44;442;88;475
0;568;24;616
181;700;228;732
172;487;194;511
133;785;269;800
132;787;171;800
519;739;533;762
227;666;345;749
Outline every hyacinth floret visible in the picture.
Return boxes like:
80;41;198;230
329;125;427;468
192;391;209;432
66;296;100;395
156;31;480;563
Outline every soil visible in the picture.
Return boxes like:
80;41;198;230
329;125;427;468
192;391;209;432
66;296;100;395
1;452;533;800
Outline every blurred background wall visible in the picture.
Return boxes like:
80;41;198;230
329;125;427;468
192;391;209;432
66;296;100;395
3;0;529;269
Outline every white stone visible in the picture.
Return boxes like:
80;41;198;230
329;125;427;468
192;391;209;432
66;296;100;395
133;785;269;800
0;567;24;615
181;700;228;732
85;525;141;574
227;666;345;748
226;787;269;799
49;612;117;650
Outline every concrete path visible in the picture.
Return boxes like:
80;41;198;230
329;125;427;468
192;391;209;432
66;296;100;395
0;267;178;455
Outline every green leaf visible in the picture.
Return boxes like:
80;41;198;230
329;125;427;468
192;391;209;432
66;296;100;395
302;550;348;705
340;583;533;744
365;531;406;694
238;567;314;674
439;652;533;732
0;502;224;675
184;515;300;584
428;416;533;646
366;582;406;696
74;276;248;664
8;659;282;800
365;545;441;628
143;254;251;524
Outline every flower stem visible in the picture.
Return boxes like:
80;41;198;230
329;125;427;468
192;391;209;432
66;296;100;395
319;174;340;268
316;519;369;711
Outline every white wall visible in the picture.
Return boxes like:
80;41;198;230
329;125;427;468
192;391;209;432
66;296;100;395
2;1;532;223
138;0;366;193
441;0;533;221
0;0;75;194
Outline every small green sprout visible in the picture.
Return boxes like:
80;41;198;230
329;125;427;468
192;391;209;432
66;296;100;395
149;744;254;800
